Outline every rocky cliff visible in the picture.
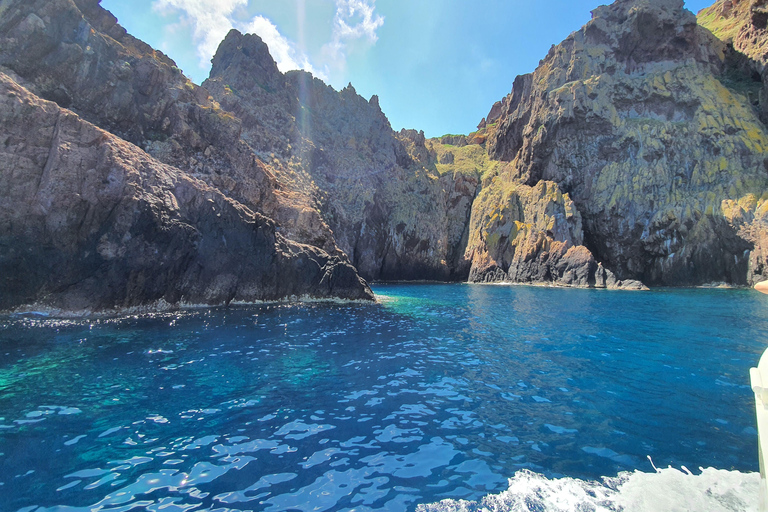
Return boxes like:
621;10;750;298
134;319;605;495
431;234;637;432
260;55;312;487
202;30;478;281
698;1;768;123
4;0;768;310
698;0;768;65
0;0;288;225
0;0;372;312
469;0;768;287
2;0;478;286
698;0;768;284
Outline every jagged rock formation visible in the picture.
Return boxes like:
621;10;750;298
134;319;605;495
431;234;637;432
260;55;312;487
203;29;477;281
426;128;642;289
473;0;768;287
698;1;768;124
465;179;642;289
698;0;768;65
0;0;372;312
0;0;286;224
699;0;768;285
5;0;768;310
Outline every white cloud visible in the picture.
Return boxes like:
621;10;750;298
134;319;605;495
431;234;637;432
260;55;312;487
241;16;320;77
151;0;383;84
323;0;384;74
153;0;245;69
334;0;384;42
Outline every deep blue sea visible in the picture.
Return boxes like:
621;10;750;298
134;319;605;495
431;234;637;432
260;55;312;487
1;284;767;511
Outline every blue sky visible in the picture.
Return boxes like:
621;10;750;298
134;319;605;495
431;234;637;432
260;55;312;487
101;0;715;138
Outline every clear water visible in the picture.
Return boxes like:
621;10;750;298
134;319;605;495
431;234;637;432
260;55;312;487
0;284;766;511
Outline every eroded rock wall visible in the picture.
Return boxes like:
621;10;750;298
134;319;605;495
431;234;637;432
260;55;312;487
0;72;372;312
203;29;478;281
0;0;375;312
5;0;768;304
478;0;768;287
0;0;320;260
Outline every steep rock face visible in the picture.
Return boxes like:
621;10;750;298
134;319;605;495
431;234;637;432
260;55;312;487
722;195;768;283
698;0;768;123
464;174;645;289
0;72;373;312
7;0;768;296
483;0;768;286
0;0;292;248
204;30;477;281
698;0;768;65
698;1;768;286
0;0;376;310
0;0;477;292
2;0;215;153
467;180;581;281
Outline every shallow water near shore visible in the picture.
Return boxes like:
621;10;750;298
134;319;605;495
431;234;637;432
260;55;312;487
0;284;767;511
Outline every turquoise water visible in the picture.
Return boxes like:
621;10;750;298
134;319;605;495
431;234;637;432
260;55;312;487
1;284;767;511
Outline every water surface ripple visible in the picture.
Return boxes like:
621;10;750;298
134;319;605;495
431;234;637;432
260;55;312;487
0;284;766;511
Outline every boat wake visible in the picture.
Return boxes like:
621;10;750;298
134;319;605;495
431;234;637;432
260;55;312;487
418;467;759;512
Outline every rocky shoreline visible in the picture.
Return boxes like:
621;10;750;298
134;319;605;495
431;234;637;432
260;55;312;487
3;0;768;313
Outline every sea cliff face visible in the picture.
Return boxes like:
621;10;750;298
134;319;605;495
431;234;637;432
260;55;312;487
0;71;372;312
202;30;478;282
471;0;768;287
0;0;372;312
698;0;768;66
3;0;768;312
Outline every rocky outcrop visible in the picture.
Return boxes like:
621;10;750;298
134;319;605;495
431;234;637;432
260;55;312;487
699;1;768;286
0;0;477;309
0;71;372;313
698;0;768;66
478;0;768;287
440;135;469;147
9;1;267;228
698;0;768;123
0;0;375;312
465;179;645;289
203;29;478;281
0;0;310;259
2;0;219;153
6;0;768;303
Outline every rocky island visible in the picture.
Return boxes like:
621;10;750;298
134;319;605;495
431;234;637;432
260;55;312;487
2;0;768;313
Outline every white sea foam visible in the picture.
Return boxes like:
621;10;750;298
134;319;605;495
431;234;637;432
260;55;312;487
417;468;760;512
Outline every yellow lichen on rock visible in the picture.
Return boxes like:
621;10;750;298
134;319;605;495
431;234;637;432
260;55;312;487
478;0;768;286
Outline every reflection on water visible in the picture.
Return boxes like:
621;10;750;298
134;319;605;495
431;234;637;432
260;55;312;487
0;284;767;511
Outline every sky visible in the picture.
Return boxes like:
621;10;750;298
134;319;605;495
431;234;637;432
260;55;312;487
101;0;716;138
